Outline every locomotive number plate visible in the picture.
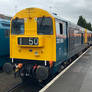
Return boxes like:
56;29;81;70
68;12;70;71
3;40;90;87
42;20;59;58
18;37;39;45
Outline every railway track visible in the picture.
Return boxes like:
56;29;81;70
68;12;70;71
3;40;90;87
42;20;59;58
6;80;43;92
6;47;91;92
7;82;23;92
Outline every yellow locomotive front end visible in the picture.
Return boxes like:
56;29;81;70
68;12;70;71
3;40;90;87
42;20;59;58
10;8;56;62
10;8;56;81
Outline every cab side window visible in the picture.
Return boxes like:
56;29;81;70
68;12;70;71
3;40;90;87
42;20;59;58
59;23;63;34
56;22;63;35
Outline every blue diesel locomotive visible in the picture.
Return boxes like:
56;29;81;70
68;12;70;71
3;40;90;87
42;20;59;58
0;18;10;68
7;8;92;81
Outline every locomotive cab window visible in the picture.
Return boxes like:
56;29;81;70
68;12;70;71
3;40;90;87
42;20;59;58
56;22;63;35
37;17;53;35
60;23;63;34
11;18;24;35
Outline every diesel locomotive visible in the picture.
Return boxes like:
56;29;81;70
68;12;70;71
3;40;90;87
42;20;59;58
9;8;92;81
0;18;10;68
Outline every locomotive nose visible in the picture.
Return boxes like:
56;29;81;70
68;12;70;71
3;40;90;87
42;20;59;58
35;66;49;81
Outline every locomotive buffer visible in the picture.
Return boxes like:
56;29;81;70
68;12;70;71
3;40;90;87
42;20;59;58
40;47;92;92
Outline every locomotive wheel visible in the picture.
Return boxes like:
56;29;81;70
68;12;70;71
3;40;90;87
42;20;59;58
36;66;49;81
63;62;67;67
58;65;64;73
3;63;13;74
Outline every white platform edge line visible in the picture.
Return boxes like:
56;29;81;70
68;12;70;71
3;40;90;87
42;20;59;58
39;47;91;92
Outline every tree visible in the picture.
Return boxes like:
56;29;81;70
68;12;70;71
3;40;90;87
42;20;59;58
77;16;92;31
86;22;91;30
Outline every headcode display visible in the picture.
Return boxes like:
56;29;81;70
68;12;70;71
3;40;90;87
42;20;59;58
18;37;39;45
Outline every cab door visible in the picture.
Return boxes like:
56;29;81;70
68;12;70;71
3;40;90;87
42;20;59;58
56;19;68;63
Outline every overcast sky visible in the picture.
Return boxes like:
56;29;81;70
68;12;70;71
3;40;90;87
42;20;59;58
0;0;92;24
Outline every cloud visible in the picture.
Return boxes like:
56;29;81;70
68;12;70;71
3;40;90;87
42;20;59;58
53;0;92;23
0;0;92;24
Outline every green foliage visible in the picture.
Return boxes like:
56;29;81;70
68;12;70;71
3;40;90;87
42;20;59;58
77;16;92;31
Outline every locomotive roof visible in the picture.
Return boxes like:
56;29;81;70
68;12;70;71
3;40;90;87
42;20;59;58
12;7;92;33
51;12;92;33
0;18;10;29
0;18;10;23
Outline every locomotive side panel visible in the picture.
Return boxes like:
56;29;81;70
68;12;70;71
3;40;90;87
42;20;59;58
0;19;10;67
55;19;68;63
68;23;84;57
0;20;10;56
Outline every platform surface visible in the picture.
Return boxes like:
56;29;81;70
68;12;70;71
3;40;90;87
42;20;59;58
45;48;92;92
0;72;21;92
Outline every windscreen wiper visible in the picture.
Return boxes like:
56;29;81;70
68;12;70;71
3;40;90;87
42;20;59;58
39;16;45;27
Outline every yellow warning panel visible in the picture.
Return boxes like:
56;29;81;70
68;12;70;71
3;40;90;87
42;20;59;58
84;29;87;44
10;8;56;62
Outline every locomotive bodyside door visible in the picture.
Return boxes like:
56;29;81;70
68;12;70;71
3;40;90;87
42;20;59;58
55;19;68;64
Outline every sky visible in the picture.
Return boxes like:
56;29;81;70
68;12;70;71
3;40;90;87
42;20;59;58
0;0;92;24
